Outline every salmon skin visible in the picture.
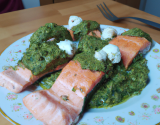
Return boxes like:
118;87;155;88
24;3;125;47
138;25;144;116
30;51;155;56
109;35;151;69
0;63;66;93
23;60;105;125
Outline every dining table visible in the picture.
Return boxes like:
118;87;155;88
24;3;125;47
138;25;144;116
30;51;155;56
0;0;160;124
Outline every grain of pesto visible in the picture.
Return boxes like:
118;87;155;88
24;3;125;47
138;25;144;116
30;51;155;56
61;95;69;101
72;87;76;92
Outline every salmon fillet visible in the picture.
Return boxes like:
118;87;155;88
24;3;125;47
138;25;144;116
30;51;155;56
0;63;66;93
109;35;151;69
23;60;104;125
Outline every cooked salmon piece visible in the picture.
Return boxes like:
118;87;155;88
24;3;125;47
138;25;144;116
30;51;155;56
88;30;101;38
23;60;105;125
0;63;66;93
109;35;151;69
23;89;82;125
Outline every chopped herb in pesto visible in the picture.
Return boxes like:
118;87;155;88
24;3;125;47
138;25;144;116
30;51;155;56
20;39;70;75
30;23;72;44
122;28;152;43
71;20;100;39
61;95;69;101
73;52;113;75
72;87;76;92
38;71;61;90
78;35;110;53
88;55;149;108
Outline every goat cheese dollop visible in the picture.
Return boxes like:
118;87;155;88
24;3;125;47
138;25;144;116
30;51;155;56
94;50;108;61
101;27;117;40
102;44;121;63
68;16;83;29
94;44;121;63
56;39;76;57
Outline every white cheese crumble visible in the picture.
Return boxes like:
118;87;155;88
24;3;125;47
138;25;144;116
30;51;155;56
94;44;121;63
101;27;117;40
94;50;108;61
102;44;121;63
68;16;83;29
56;39;76;57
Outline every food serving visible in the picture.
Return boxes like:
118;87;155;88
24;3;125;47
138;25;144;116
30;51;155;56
0;15;155;125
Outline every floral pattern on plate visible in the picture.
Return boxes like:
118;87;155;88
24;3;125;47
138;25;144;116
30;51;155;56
23;113;33;120
153;49;159;53
157;63;160;71
151;95;159;101
153;105;160;114
115;116;125;123
138;113;151;120
6;93;18;101
11;103;23;112
141;103;150;110
156;88;160;93
94;116;104;124
129;111;135;116
150;55;160;59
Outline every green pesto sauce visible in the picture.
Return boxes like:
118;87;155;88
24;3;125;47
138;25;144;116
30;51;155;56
20;39;69;75
17;23;73;75
30;23;72;44
88;55;149;108
71;20;100;40
122;27;152;43
73;52;113;78
38;71;61;90
78;35;110;53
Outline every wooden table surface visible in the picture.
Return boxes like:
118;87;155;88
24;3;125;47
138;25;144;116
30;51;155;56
0;0;160;124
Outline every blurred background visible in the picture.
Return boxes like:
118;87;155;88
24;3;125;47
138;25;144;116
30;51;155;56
0;0;160;17
114;0;160;17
